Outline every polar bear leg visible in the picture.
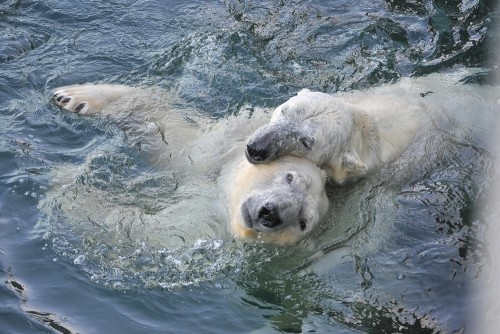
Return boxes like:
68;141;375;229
53;84;137;114
325;149;369;184
341;149;368;175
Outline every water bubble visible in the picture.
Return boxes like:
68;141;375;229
213;240;223;249
397;273;406;280
74;255;87;265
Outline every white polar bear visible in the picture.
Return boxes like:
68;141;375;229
245;86;427;184
52;84;329;245
51;71;491;246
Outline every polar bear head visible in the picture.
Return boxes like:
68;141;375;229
245;89;352;166
224;156;329;245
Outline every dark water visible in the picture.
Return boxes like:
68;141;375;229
1;0;498;333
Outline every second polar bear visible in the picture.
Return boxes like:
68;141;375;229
245;69;500;184
245;83;431;184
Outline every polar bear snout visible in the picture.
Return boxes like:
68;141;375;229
245;123;284;165
246;121;316;166
240;191;304;234
257;203;282;228
241;200;283;231
245;142;271;164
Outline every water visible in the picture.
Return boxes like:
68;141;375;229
0;0;498;333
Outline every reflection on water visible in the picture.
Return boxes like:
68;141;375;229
1;0;498;333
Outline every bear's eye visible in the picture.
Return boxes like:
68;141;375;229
286;173;294;184
300;136;314;150
300;221;307;231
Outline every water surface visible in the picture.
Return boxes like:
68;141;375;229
0;0;498;333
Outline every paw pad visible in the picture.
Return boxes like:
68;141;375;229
74;103;86;113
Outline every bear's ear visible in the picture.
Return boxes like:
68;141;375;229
297;88;311;95
299;135;314;150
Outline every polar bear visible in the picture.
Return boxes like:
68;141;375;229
51;84;329;245
245;86;426;184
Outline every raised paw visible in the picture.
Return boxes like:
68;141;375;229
53;86;93;114
52;84;135;114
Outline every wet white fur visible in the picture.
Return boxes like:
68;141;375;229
52;84;329;245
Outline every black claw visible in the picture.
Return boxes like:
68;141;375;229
56;95;64;102
61;97;71;103
74;103;86;112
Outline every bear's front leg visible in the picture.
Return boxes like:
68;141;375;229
53;84;136;114
340;149;369;180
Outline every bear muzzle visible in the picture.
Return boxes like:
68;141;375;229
245;142;271;164
257;202;282;228
241;200;287;232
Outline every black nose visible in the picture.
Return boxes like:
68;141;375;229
258;203;281;228
246;143;270;163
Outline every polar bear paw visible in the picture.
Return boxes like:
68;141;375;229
53;84;135;114
52;85;97;114
341;149;368;175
